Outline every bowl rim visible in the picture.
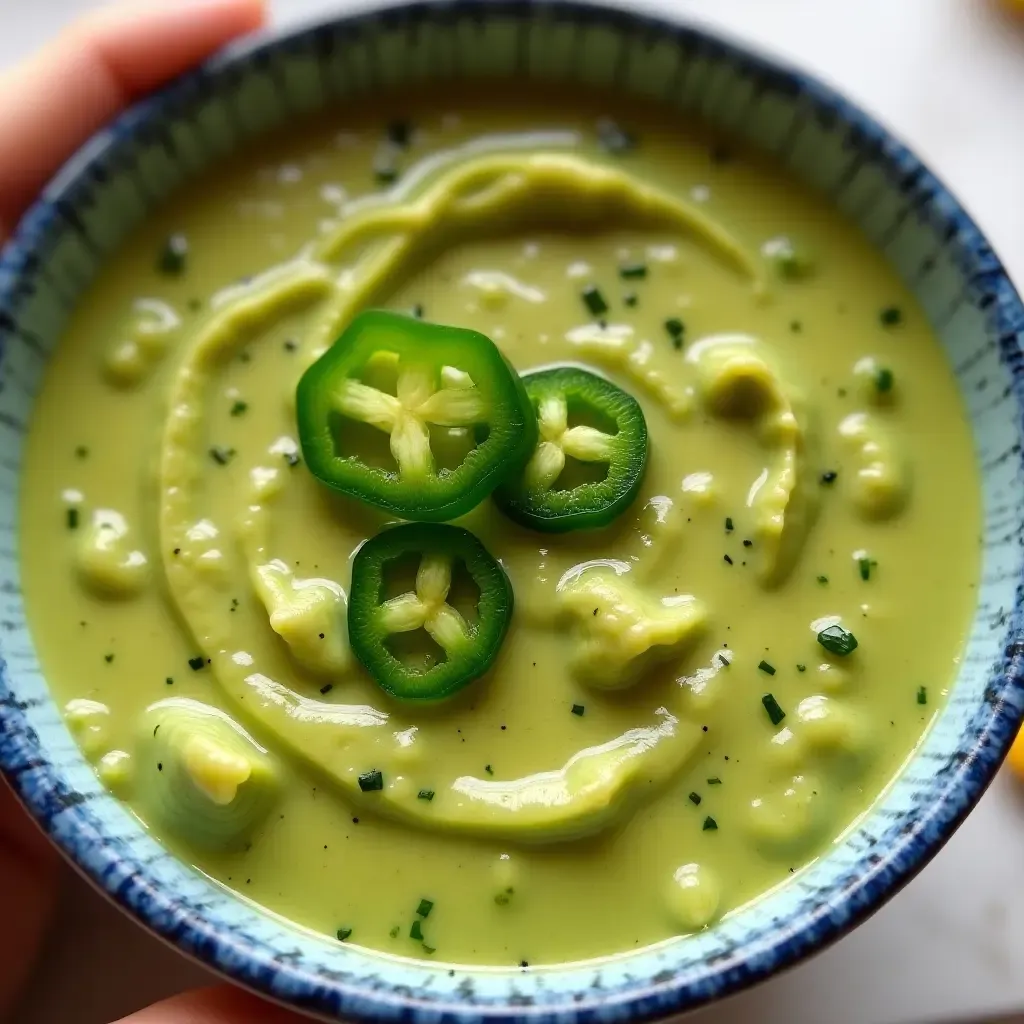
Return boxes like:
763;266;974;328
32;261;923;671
2;0;1024;1021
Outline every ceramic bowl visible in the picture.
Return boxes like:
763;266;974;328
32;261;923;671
2;2;1023;1021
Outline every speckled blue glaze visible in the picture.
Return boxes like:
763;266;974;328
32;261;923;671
1;2;1023;1020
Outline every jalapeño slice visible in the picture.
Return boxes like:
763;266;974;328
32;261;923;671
495;365;648;532
348;523;513;700
296;311;535;521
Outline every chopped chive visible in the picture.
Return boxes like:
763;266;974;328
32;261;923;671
875;367;894;393
917;685;928;705
411;303;424;319
209;446;234;465
688;791;702;806
817;624;858;656
284;451;301;468
790;319;803;333
410;919;424;942
389;925;400;938
623;291;638;308
358;769;384;792
158;233;188;275
417;789;435;801
817;575;829;584
165;677;174;685
596;117;634;154
422;943;436;955
230;400;248;417
858;557;872;581
619;263;648;280
416;899;434;918
758;660;776;676
387;120;412;147
484;764;494;776
880;305;903;327
723;554;733;565
707;777;722;785
75;445;89;459
336;927;352;942
725;517;734;532
796;664;807;673
67;508;79;530
664;317;685;348
495;889;513;906
188;656;205;671
743;538;753;547
320;683;334;695
702;816;718;831
571;703;585;716
581;284;608;318
104;653;114;663
820;470;838;485
762;692;786;725
716;653;730;668
283;339;297;352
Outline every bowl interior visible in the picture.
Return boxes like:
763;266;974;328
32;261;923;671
1;3;1023;1021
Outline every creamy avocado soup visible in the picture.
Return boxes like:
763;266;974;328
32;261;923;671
20;87;980;965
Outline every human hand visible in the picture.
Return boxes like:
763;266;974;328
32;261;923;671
1;2;310;1021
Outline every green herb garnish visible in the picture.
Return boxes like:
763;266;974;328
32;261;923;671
581;285;608;318
484;764;494;776
688;791;702;806
817;624;858;656
917;685;928;705
209;446;235;465
67;508;79;530
725;517;734;532
817;575;829;584
875;367;894;393
797;664;806;673
820;470;838;485
880;306;903;327
758;660;776;676
703;816;718;831
410;920;424;941
422;943;436;954
707;777;722;785
416;899;434;918
859;556;873;581
664;317;685;349
158;233;188;275
623;292;638;308
571;703;585;716
319;683;333;696
358;769;384;792
230;400;248;417
619;263;647;280
336;927;352;941
417;789;435;801
75;445;89;459
723;554;733;565
762;692;786;726
389;925;400;938
188;656;205;671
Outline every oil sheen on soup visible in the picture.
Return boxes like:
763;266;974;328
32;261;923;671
20;86;980;966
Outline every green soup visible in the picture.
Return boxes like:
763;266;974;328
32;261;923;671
20;85;980;966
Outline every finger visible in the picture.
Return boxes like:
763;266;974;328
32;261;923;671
0;780;60;1019
0;0;266;235
115;983;307;1023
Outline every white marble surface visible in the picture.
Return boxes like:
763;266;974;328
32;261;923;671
5;0;1024;1021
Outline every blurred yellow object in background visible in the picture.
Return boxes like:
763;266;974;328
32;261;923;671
1008;726;1024;778
1001;0;1024;14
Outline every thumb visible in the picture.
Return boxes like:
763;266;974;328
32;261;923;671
0;0;266;236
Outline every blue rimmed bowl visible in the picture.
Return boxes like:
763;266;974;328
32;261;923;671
2;2;1023;1020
